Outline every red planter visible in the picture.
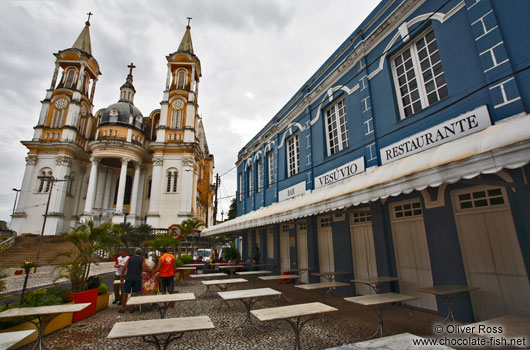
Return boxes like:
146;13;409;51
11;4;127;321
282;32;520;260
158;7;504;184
68;288;98;323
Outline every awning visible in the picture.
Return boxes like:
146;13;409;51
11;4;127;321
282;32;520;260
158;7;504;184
202;114;530;237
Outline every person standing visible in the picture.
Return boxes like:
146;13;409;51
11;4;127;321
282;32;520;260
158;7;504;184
113;248;129;304
153;247;176;295
120;248;148;313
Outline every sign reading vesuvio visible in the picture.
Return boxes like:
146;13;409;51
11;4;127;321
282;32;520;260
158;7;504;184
380;105;491;165
314;157;365;189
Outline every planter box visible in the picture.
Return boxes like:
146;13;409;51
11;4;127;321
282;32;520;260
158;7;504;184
0;320;38;349
68;288;98;323
96;293;110;311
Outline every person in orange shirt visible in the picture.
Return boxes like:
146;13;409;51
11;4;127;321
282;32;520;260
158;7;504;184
152;247;176;294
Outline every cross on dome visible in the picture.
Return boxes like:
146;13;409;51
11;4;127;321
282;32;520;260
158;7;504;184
187;17;192;28
128;63;136;75
86;12;93;25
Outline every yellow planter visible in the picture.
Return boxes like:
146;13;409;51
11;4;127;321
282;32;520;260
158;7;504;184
0;320;38;349
96;293;110;311
42;308;73;336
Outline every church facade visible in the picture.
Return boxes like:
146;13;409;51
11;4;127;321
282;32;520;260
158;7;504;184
11;19;214;235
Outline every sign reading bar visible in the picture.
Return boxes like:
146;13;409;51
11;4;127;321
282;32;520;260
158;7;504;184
380;105;491;165
279;181;306;202
314;157;365;189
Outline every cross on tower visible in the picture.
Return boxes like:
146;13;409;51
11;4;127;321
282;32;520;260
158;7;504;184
187;17;192;27
128;63;136;75
86;12;93;25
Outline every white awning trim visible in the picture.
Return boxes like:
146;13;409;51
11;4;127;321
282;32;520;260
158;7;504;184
202;114;530;237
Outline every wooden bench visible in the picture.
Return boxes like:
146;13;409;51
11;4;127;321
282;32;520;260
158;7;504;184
107;316;214;350
251;302;337;350
295;281;350;303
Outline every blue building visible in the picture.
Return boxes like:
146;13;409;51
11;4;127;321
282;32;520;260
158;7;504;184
203;0;530;322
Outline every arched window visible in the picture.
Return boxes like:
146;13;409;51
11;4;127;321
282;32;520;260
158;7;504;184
67;175;76;195
170;109;183;129
38;168;53;193
166;168;178;193
177;70;186;89
65;69;76;89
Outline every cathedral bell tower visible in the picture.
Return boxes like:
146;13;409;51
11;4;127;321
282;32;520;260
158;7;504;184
11;14;101;236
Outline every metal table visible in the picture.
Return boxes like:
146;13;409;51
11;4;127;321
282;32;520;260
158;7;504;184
217;288;281;333
259;274;301;302
201;278;248;297
252;302;337;350
127;293;195;318
295;281;350;303
351;276;399;294
311;271;350;282
236;270;272;288
0;303;90;350
344;293;418;339
107;316;214;350
418;284;478;322
175;267;196;282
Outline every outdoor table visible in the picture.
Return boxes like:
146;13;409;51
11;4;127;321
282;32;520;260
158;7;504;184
127;293;195;318
0;330;36;350
295;281;350;303
182;263;206;267
417;284;478;322
311;271;350;282
175;266;196;282
344;293;418;339
259;274;301;302
217;287;281;333
0;303;90;350
218;264;244;276
201;278;248;297
107;315;214;350
245;263;277;271
189;272;228;280
468;315;530;341
283;268;311;284
351;276;399;294
324;332;455;349
251;302;338;350
236;270;272;288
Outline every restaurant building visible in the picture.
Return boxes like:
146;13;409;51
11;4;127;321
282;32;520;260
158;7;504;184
202;0;530;322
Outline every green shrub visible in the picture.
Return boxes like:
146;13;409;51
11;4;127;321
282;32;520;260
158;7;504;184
222;247;240;261
175;258;183;267
98;283;109;295
180;254;193;264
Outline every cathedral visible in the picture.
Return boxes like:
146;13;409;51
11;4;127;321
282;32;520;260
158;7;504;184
10;17;215;235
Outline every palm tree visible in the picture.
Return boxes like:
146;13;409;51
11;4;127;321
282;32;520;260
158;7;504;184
179;219;204;256
53;221;121;291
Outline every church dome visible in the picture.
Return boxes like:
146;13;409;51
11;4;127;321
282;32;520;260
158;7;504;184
99;101;145;131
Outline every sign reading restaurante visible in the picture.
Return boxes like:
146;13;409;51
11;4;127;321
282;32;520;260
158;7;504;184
380;105;491;165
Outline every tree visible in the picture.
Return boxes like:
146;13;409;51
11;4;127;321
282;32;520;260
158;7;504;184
179;219;204;256
53;221;121;292
227;198;237;220
119;223;154;252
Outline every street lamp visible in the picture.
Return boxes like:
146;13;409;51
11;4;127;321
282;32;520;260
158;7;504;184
12;188;20;215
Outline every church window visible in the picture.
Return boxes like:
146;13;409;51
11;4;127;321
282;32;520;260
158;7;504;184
177;70;186;89
147;179;152;198
38;169;53;193
166;169;178;193
65;69;76;89
45;133;49;139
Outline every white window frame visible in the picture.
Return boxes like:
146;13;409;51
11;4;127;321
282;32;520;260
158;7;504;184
239;172;243;201
247;165;253;197
257;159;263;192
391;27;448;120
286;134;300;177
267;151;274;187
324;98;349;156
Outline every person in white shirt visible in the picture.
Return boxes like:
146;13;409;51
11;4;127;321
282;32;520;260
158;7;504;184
113;249;129;304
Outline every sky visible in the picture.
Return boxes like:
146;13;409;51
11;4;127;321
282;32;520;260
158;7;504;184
0;0;380;225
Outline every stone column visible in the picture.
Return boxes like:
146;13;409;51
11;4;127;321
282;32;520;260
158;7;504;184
115;158;129;214
102;168;113;211
50;62;60;90
94;165;107;210
165;64;172;90
75;63;86;91
45;157;72;235
127;162;141;224
90;79;97;104
146;158;162;227
81;157;100;220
